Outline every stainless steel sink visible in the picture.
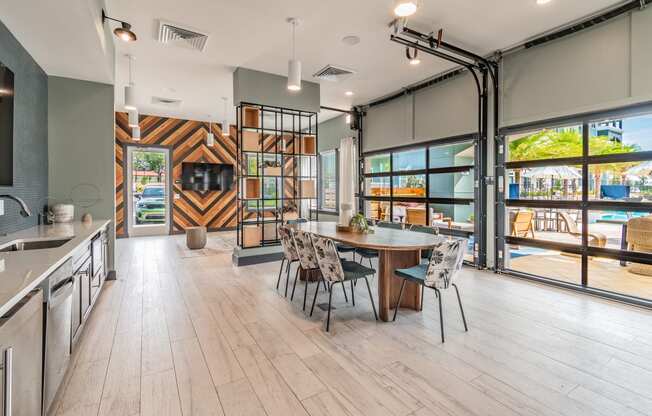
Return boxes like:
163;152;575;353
0;238;73;252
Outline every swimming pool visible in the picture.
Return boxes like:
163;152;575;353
596;212;647;222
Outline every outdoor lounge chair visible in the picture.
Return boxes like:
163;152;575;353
626;215;652;276
510;211;535;238
558;212;607;248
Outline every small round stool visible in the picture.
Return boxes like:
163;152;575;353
186;226;207;249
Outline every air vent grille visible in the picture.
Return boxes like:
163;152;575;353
313;65;356;82
157;20;209;52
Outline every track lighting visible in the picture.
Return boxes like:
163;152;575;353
394;1;419;17
102;10;137;42
406;46;420;65
286;18;301;92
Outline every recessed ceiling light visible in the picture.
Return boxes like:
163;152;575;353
394;1;418;17
345;91;354;96
342;35;360;46
409;58;421;65
536;0;552;5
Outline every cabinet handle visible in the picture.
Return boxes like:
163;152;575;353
3;347;13;416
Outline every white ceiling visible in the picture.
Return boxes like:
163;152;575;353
1;0;626;123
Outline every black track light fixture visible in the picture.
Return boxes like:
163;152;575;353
102;10;137;42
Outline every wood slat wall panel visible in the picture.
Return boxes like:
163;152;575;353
115;112;237;237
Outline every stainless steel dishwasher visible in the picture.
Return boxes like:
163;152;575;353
41;259;73;415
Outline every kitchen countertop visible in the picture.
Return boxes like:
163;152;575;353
0;219;110;317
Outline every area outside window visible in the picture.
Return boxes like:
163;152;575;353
319;150;337;212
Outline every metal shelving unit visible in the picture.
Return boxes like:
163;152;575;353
236;102;318;248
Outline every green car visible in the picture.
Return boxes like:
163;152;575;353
135;185;166;224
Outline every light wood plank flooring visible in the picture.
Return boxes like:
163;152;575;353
51;233;652;416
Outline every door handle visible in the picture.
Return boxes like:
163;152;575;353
3;347;13;416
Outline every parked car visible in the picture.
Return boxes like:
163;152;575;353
136;184;165;224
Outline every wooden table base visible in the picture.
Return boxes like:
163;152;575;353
377;249;422;322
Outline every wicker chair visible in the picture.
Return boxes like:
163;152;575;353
626;215;652;276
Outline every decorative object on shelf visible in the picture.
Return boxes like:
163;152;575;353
102;10;137;42
286;18;301;91
236;103;317;248
52;204;74;223
81;213;93;224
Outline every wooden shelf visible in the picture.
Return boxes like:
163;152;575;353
242;131;261;152
244;178;261;199
262;166;282;176
301;135;316;155
243;225;261;247
243;106;260;128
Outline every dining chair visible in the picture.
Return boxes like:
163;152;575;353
277;225;300;297
286;218;308;225
290;229;330;310
392;238;468;343
354;221;403;269
409;224;439;260
309;235;378;332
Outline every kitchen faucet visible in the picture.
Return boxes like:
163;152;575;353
0;194;32;217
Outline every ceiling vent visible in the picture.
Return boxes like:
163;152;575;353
312;65;356;82
157;20;209;52
151;96;183;107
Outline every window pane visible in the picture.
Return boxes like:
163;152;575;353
505;243;581;284
364;177;390;197
588;210;652;251
588;161;652;201
365;200;389;222
588;256;652;299
320;151;337;211
589;114;652;156
392;202;427;225
429;203;475;262
392;148;425;171
506;126;583;162
262;177;279;200
506;165;582;200
429;141;474;168
393;175;426;197
429;170;474;199
244;153;259;176
506;207;582;245
364;153;390;173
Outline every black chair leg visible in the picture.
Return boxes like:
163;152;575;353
350;280;355;306
392;279;407;322
435;288;444;343
368;257;374;270
326;283;335;331
310;279;322;316
341;281;348;302
420;285;425;311
303;276;309;311
290;267;301;301
276;258;285;290
363;277;378;321
284;262;292;297
452;283;468;332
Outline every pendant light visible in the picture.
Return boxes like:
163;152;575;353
206;119;215;146
124;55;137;110
221;97;230;137
286;18;301;92
128;108;139;128
132;126;141;141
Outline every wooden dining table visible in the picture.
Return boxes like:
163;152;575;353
296;221;444;322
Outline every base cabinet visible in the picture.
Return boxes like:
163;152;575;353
0;289;44;416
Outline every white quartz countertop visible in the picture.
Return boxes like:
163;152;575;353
0;219;110;317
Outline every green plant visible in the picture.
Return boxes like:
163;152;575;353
350;212;369;233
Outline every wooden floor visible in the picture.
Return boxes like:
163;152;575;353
51;232;652;416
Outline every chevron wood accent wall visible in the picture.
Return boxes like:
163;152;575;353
115;112;237;237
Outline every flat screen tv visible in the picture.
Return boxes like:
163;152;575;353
181;162;234;191
0;62;14;186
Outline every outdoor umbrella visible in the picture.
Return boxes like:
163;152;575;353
522;166;581;179
625;160;652;176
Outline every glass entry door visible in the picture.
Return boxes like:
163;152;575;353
126;146;170;237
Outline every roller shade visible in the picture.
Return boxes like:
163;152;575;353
363;94;412;153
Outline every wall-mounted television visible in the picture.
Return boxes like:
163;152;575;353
181;162;234;191
0;62;14;186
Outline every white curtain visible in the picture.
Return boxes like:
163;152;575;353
339;136;356;226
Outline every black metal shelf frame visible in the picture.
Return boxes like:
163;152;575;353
236;103;318;248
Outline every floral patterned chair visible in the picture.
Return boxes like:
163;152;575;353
277;225;300;297
309;234;378;331
290;229;330;311
392;238;468;343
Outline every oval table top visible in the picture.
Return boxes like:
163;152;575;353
296;221;443;251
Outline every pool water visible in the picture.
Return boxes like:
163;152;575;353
597;212;647;222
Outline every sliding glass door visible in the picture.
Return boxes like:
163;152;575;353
362;135;481;266
496;111;652;305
